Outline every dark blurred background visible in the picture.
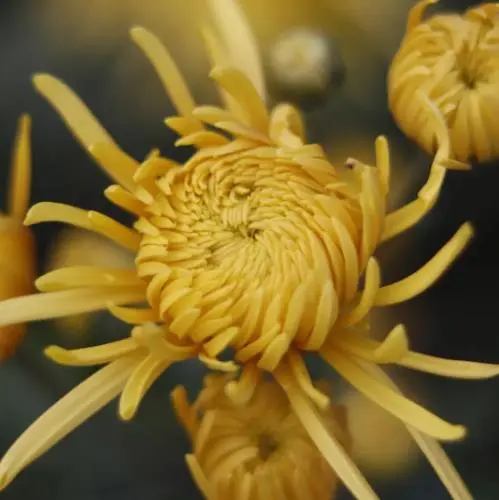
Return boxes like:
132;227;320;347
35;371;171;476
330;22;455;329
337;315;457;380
0;1;498;498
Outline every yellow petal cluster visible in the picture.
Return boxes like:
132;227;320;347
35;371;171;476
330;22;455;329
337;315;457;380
173;375;349;499
0;3;495;499
389;0;499;162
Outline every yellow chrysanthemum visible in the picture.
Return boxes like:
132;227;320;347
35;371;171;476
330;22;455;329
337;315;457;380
0;4;496;499
389;0;499;162
172;375;349;499
0;116;35;361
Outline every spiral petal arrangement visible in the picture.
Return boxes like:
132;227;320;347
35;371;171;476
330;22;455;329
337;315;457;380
389;0;499;162
0;3;496;499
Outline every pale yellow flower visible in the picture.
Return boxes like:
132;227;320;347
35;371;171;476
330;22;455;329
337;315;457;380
389;0;499;162
172;375;349;499
0;116;35;361
0;4;495;499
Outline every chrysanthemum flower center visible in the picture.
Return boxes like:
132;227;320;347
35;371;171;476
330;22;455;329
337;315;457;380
256;431;279;461
455;28;491;89
134;141;372;369
414;13;494;96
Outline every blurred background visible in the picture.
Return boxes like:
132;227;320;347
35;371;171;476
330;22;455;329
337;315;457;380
0;0;498;498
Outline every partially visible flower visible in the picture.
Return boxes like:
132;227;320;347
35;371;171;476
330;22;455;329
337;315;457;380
0;115;35;361
0;2;495;499
172;375;349;500
46;228;134;336
389;0;499;162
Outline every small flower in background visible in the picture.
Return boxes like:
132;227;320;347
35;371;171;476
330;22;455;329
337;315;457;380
46;228;134;337
0;115;35;361
0;1;496;498
172;375;350;499
267;27;346;106
389;0;499;163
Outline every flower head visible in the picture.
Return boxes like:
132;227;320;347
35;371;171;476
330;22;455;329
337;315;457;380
389;0;499;162
0;3;497;499
0;116;35;360
172;375;349;499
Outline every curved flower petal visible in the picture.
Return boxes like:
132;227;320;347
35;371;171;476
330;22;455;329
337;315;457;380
25;202;141;251
376;223;473;306
119;354;171;420
32;74;138;190
130;27;203;125
8;115;32;219
382;94;452;241
398;352;499;379
322;348;466;441
362;362;472;500
275;363;378;500
36;266;144;292
45;339;141;366
0;287;146;328
333;324;409;364
207;0;266;102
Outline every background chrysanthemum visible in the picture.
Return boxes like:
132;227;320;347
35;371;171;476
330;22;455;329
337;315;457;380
389;0;499;163
173;375;349;500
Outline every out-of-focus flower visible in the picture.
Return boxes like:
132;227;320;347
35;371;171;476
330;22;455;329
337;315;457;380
0;115;35;361
389;0;499;163
344;389;418;478
267;27;345;105
46;228;134;336
172;375;349;499
0;3;495;499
